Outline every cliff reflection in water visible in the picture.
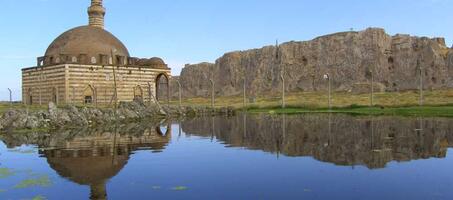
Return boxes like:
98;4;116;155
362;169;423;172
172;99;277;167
1;123;171;200
182;114;453;169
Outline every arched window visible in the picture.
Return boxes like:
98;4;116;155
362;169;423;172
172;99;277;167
83;85;95;104
134;85;143;101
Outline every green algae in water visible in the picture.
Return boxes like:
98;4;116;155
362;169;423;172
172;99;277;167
14;175;52;189
171;186;188;191
32;195;47;200
0;189;7;193
0;168;15;179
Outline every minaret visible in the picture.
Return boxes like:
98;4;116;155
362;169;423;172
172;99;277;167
88;0;106;29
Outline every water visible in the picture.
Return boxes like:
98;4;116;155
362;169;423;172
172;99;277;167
1;114;453;200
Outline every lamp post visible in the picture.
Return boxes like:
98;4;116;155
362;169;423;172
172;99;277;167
209;79;215;110
324;73;331;110
176;80;182;109
418;62;424;106
110;49;118;110
281;74;285;109
369;68;374;107
243;78;246;110
7;88;12;107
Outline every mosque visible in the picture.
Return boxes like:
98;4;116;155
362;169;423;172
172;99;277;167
22;0;171;105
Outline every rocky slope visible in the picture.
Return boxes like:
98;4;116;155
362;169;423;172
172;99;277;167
0;101;235;131
173;28;453;98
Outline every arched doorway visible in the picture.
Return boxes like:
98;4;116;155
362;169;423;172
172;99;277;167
133;85;143;101
156;73;170;103
51;87;58;104
83;85;95;104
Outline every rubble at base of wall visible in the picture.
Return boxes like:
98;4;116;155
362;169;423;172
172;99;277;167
0;100;236;132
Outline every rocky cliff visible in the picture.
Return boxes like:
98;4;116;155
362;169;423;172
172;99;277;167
182;114;453;169
173;28;453;98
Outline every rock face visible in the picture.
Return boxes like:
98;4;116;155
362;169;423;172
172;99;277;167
173;28;453;98
182;114;453;169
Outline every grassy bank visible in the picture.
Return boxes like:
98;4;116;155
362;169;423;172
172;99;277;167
170;89;453;109
1;89;452;117
169;89;453;117
0;103;46;114
248;105;453;117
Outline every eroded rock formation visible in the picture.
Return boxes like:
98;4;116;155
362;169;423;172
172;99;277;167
182;114;453;169
173;28;453;98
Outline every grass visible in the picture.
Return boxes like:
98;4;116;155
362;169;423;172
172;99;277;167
0;168;15;179
1;89;452;117
169;89;453;109
171;186;189;191
0;103;46;114
14;175;51;189
249;105;453;117
168;89;453;117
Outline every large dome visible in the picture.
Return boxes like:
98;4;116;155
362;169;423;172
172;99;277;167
45;25;129;59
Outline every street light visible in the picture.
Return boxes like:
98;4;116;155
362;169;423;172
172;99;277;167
7;88;12;107
209;79;215;110
281;74;285;109
243;78;246;110
176;80;182;109
324;73;331;110
418;60;424;106
368;68;374;107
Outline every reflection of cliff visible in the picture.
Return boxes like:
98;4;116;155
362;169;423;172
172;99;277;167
0;122;171;200
182;114;453;169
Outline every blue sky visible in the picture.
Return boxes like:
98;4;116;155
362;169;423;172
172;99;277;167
0;0;451;100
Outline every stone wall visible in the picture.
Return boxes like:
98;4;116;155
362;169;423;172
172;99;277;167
173;28;453;98
22;64;171;105
22;65;67;105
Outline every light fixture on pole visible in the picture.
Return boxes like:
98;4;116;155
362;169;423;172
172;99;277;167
176;80;182;109
323;73;331;110
209;79;215;110
7;88;12;107
369;68;374;107
418;58;424;106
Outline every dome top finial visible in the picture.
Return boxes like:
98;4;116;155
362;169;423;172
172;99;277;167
88;0;105;29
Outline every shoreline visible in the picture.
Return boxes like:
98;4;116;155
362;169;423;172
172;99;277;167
246;104;453;118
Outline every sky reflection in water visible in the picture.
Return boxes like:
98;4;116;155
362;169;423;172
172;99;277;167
0;114;453;200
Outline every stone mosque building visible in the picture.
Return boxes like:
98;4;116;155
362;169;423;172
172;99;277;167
22;0;171;105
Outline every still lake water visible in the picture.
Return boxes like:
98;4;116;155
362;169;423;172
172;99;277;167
1;114;453;200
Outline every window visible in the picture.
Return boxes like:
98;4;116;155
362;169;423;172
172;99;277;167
91;57;97;64
84;96;93;104
72;56;77;63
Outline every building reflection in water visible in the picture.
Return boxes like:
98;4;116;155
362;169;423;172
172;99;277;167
34;124;171;200
182;114;453;169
